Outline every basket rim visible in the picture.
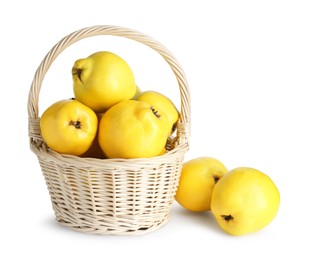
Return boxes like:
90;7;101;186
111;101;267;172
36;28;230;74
31;135;189;168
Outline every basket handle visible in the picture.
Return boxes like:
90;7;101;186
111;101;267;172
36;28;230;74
27;25;191;144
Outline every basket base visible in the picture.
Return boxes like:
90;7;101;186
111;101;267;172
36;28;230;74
55;213;171;236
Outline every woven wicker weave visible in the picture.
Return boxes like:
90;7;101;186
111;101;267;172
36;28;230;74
28;25;190;235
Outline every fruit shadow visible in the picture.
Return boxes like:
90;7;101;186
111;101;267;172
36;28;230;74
173;204;221;233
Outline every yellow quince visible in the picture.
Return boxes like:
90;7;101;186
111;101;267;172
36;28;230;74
98;100;170;159
40;99;98;156
72;51;136;113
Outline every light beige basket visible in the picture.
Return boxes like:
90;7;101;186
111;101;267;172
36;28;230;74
28;25;190;235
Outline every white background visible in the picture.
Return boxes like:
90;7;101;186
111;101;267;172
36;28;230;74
2;0;310;259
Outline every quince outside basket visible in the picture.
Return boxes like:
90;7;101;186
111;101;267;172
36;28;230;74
28;25;190;235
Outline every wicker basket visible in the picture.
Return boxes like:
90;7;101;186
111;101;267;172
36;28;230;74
28;25;190;235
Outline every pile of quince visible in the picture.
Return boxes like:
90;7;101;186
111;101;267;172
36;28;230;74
40;51;179;159
175;157;280;236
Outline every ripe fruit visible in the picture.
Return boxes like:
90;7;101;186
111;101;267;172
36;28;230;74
98;100;170;159
135;91;179;134
211;167;280;236
175;157;227;212
72;51;136;113
40;99;98;156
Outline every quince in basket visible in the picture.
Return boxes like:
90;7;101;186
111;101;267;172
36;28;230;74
40;98;98;156
98;100;170;159
40;50;180;159
72;51;136;113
